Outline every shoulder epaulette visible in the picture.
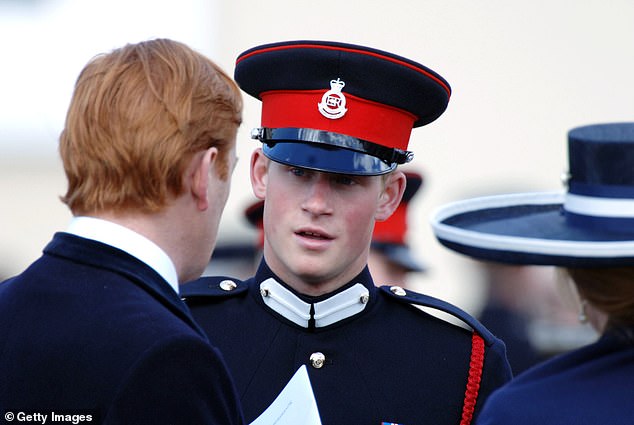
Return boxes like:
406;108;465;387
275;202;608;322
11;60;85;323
379;285;496;346
180;276;248;300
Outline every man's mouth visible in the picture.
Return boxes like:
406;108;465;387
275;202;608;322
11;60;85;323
296;230;332;240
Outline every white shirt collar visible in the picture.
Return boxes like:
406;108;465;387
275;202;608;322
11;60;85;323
259;278;370;328
66;216;179;294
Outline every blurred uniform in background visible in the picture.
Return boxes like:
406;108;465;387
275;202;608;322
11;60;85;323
476;262;546;375
368;170;426;287
244;199;265;262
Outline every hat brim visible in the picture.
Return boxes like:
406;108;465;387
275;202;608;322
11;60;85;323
371;242;426;272
431;192;634;267
263;141;395;175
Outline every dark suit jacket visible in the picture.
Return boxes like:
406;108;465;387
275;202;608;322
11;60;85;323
0;232;244;425
476;326;634;425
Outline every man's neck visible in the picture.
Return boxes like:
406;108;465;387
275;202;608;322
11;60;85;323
67;215;179;293
258;257;368;297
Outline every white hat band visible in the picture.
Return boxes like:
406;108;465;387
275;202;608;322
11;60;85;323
564;193;634;218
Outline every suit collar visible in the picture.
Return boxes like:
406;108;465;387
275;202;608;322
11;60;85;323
66;216;179;294
45;232;206;339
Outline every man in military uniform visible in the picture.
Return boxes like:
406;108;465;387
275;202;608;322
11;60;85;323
182;40;511;425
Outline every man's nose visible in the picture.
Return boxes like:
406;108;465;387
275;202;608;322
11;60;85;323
301;175;334;216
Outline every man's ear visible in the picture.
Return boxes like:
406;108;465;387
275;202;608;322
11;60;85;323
375;171;406;222
191;147;217;211
250;148;269;200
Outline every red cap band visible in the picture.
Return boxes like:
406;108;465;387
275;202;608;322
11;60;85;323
261;90;417;151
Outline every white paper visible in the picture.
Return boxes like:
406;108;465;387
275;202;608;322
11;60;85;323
249;365;322;425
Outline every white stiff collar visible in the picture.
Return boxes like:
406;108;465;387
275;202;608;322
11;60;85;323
259;278;370;328
67;216;179;294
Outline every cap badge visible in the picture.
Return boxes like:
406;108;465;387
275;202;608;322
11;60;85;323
318;78;348;119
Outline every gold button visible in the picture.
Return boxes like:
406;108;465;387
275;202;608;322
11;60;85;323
309;352;326;369
219;280;237;291
390;286;406;296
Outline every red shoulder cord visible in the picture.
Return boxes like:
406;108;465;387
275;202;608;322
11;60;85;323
459;332;485;425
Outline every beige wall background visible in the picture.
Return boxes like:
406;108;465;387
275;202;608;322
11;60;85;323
2;0;634;314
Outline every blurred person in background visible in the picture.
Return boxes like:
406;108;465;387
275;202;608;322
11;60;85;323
368;170;426;287
244;199;266;265
476;262;548;375
476;261;597;375
0;39;244;424
433;122;634;424
182;40;511;425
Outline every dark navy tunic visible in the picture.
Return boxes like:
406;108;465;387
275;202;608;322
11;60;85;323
183;261;511;425
476;326;634;425
0;233;244;425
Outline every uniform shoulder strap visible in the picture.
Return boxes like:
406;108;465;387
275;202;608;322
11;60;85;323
180;276;248;300
379;285;497;346
380;286;489;425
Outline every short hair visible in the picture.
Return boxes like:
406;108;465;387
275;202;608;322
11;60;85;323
60;38;242;215
567;267;634;329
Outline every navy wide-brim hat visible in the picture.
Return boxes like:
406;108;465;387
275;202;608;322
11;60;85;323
234;40;450;175
431;123;634;267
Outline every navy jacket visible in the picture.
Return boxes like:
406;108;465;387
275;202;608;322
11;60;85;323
183;261;511;425
476;326;634;425
0;232;243;425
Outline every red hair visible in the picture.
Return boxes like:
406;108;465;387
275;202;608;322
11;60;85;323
60;39;242;215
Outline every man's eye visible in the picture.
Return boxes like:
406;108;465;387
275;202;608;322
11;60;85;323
334;175;355;185
290;167;305;177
